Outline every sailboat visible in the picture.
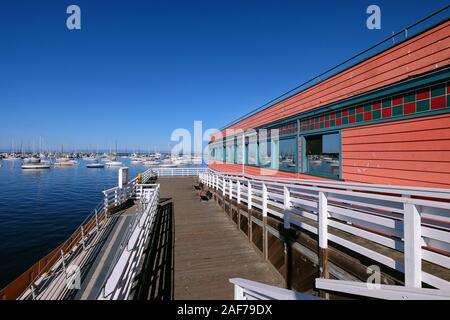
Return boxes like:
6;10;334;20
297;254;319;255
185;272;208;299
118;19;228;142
105;140;123;167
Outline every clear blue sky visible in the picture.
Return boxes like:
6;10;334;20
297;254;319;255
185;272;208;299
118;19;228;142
0;0;448;152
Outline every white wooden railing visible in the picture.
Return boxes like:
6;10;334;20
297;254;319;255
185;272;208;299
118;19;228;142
102;168;155;212
152;166;208;177
100;184;160;300
200;170;450;295
230;278;322;300
14;168;158;300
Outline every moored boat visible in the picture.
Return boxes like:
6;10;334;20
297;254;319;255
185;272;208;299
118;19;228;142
21;159;51;170
105;161;123;167
86;163;105;168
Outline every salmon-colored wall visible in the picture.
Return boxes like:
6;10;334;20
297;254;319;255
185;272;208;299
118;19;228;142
210;114;450;188
213;20;450;139
341;113;450;188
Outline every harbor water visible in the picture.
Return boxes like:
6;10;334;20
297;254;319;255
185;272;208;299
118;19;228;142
0;158;205;288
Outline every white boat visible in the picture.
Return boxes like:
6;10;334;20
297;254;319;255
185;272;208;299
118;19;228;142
54;158;77;166
3;156;21;161
22;159;51;169
86;163;105;168
158;163;178;168
131;160;143;164
142;160;160;166
105;161;123;167
24;157;40;164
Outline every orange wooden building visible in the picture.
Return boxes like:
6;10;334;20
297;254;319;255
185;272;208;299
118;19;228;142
208;19;450;189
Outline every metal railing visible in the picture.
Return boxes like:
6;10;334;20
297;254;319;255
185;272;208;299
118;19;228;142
200;170;450;294
152;166;208;177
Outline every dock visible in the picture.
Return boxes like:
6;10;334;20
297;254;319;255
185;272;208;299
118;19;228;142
158;177;284;299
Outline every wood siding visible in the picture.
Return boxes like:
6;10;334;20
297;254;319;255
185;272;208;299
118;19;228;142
213;20;450;139
342;113;450;188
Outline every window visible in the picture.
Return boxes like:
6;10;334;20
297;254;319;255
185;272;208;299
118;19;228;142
210;147;216;160
246;137;258;165
258;139;271;168
305;132;340;178
278;138;297;172
235;138;243;164
226;142;234;163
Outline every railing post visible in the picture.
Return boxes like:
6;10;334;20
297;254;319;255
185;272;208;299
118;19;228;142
404;203;422;288
262;183;268;261
283;186;291;229
237;181;241;204
234;284;245;300
222;177;226;196
104;194;109;215
95;209;99;231
318;191;329;283
229;179;233;200
262;183;267;217
80;225;86;250
247;181;252;210
60;249;66;273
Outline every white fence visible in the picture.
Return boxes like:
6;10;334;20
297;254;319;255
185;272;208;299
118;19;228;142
100;184;160;300
14;168;159;300
200;170;450;295
152;166;208;177
230;278;322;300
103;168;155;212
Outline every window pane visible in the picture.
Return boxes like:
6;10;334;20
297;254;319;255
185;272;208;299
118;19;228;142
305;133;340;178
259;140;271;168
226;144;234;163
279;138;296;172
246;141;257;165
236;144;243;164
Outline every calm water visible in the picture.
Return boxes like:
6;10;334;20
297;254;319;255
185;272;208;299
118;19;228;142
0;158;203;288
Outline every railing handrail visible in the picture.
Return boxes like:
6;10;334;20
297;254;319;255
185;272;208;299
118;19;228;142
230;278;322;300
208;169;450;200
151;167;208;177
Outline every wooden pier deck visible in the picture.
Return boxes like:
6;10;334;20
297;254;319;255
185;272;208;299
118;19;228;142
158;177;285;300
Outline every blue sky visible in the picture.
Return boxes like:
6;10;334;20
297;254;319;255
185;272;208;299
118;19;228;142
0;0;448;152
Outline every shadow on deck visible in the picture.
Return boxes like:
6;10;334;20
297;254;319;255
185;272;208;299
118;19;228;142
130;198;175;300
